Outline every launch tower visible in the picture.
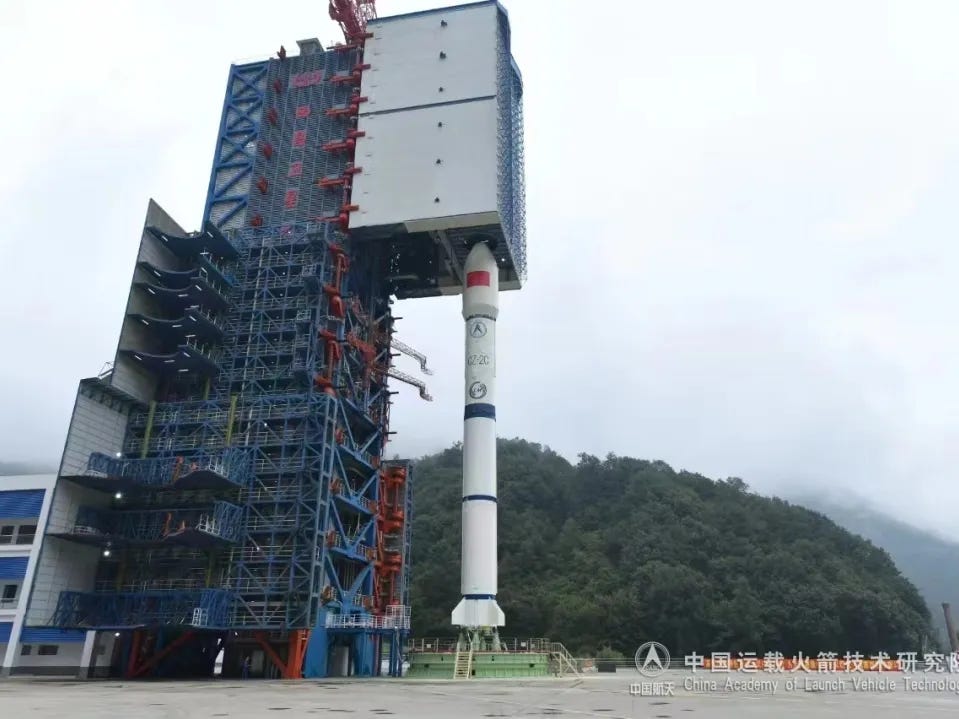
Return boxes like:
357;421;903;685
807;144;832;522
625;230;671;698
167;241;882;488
23;0;524;680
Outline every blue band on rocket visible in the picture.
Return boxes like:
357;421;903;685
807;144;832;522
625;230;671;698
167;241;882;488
462;494;497;503
464;403;496;420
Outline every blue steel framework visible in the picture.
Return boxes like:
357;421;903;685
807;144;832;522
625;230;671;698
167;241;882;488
204;62;269;232
51;223;410;676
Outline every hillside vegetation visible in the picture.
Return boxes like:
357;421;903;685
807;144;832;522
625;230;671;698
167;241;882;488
792;494;959;645
409;439;934;656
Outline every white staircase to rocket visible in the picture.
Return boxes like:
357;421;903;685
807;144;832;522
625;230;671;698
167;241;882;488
453;646;474;679
549;642;580;677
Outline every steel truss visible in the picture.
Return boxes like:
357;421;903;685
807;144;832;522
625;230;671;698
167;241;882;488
204;61;269;231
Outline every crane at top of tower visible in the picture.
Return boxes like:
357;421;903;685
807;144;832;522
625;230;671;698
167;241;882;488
328;0;377;40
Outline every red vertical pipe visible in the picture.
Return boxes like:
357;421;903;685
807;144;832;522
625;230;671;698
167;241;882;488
125;630;142;678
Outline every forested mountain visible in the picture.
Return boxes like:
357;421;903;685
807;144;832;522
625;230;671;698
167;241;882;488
408;439;934;656
791;494;959;645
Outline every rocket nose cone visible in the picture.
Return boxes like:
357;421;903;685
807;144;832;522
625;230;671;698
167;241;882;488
464;241;496;273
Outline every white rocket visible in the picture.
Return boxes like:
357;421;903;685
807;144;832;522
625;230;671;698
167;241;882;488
451;241;506;629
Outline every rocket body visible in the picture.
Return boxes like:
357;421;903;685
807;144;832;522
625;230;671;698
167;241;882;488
451;242;505;629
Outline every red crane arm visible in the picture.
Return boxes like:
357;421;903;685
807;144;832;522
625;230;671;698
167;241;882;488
328;0;377;40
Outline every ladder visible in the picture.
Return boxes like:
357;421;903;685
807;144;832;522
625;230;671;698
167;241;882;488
549;642;580;677
453;646;473;679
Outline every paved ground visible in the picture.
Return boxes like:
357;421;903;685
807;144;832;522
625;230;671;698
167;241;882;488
1;671;957;717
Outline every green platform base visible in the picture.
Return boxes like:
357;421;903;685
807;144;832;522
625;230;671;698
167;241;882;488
407;651;550;678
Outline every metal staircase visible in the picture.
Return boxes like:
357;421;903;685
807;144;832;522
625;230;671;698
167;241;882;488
549;642;580;677
453;646;473;679
390;338;433;375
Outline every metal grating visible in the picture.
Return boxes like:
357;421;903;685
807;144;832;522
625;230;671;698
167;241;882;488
496;10;527;283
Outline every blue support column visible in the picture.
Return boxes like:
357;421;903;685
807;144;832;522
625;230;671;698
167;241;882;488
304;626;330;678
388;631;399;677
120;633;133;678
352;632;375;677
154;629;166;678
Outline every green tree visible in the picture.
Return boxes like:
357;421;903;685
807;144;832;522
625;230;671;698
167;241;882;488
407;439;935;655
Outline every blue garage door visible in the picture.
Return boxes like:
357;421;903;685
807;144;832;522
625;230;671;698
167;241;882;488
0;489;45;519
0;556;28;580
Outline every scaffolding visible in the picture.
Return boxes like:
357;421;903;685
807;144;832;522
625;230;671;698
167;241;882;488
42;24;434;680
52;220;410;675
53;588;233;629
53;501;244;546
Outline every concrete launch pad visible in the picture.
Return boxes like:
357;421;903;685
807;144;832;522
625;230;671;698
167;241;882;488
2;671;957;718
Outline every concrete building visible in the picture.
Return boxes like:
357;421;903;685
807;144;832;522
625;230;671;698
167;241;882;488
0;474;88;676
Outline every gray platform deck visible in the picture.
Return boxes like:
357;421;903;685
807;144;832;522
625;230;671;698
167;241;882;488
1;670;956;718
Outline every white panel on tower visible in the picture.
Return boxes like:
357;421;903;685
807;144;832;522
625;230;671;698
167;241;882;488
360;2;499;113
350;1;527;295
351;100;499;231
350;2;519;243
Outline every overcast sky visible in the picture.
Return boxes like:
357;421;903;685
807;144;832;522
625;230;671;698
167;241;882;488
1;0;957;539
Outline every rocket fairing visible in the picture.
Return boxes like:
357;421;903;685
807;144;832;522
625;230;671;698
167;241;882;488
451;241;506;629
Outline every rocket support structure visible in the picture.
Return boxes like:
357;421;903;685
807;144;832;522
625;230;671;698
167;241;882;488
451;241;506;630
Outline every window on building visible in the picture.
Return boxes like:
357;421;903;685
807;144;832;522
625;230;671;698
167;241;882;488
0;525;13;544
38;645;59;656
15;524;36;544
0;583;17;608
20;645;32;656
